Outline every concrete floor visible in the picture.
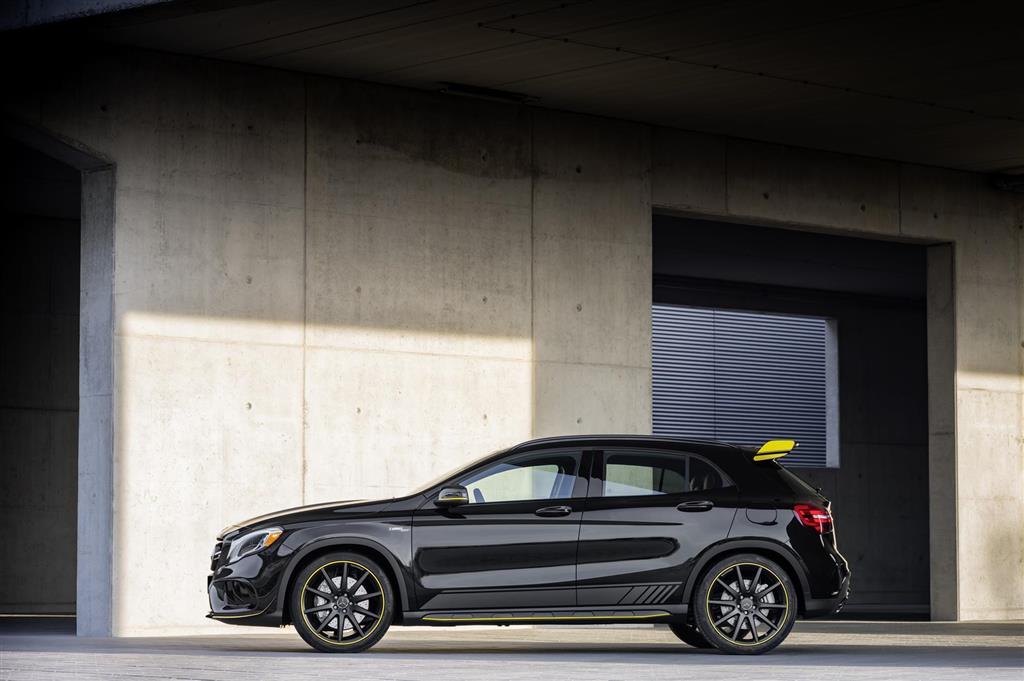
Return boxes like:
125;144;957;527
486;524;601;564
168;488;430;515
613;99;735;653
0;620;1021;681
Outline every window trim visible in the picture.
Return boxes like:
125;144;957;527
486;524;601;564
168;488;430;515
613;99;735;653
587;448;734;500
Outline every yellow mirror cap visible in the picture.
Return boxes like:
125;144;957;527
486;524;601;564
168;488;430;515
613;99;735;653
753;439;797;461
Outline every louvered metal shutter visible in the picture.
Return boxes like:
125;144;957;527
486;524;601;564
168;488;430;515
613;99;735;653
652;304;834;468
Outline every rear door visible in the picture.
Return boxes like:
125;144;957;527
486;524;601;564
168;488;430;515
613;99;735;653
577;448;738;607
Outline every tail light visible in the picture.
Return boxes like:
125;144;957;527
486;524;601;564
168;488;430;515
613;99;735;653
794;503;833;533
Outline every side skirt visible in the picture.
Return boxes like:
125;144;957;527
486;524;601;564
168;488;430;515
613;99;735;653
403;606;687;626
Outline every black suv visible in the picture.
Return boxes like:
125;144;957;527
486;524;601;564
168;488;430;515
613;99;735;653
208;436;850;654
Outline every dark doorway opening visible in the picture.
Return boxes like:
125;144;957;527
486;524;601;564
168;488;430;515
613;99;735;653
653;214;930;618
0;139;80;616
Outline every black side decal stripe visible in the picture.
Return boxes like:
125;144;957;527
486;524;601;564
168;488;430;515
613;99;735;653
648;585;670;604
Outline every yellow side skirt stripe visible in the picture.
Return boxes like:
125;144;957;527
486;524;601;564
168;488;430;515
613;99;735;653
423;613;670;622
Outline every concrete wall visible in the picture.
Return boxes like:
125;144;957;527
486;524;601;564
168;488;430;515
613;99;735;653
0;142;80;613
899;167;1024;621
531;111;652;437
4;48;1021;632
303;77;534;502
6;51;651;634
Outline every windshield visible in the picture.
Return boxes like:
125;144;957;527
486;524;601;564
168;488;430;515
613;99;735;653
401;447;509;497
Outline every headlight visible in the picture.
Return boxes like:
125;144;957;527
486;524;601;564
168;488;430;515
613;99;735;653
225;527;283;563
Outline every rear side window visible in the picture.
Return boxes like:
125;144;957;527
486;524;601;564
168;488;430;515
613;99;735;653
605;453;687;496
602;451;730;497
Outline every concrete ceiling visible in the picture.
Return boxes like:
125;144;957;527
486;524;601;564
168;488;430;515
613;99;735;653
26;0;1024;173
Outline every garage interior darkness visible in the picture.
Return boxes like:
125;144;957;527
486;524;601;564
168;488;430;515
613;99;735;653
653;214;930;617
0;139;80;615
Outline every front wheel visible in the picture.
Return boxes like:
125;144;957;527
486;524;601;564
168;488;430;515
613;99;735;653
291;552;393;653
693;554;797;654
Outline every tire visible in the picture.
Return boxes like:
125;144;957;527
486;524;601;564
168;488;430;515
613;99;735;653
291;551;394;653
668;622;714;648
693;553;797;655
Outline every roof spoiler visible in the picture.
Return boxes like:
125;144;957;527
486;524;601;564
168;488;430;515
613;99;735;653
752;439;797;462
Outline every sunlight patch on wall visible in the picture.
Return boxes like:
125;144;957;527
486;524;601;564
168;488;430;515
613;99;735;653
113;310;534;632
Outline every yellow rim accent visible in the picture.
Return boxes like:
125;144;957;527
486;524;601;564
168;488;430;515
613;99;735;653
301;560;386;646
423;613;670;622
705;562;789;647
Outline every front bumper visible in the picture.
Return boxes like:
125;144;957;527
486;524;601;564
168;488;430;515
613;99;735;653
207;543;288;627
207;576;279;625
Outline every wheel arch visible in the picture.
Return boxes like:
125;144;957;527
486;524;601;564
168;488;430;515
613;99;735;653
682;539;812;615
277;537;410;625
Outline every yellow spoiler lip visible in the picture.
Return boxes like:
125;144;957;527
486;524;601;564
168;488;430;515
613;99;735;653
753;439;798;461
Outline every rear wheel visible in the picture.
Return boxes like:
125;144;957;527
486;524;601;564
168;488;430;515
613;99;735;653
291;552;393;653
668;622;713;648
693;554;797;654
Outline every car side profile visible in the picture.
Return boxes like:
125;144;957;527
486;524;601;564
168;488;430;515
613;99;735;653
208;435;850;654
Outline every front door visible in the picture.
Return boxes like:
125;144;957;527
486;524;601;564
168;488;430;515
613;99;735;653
411;449;587;611
577;448;738;607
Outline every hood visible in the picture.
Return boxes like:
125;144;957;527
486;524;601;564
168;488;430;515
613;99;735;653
218;498;380;538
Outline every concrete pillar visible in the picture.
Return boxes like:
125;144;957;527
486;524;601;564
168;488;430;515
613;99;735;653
77;166;115;636
902;165;1024;621
926;243;957;620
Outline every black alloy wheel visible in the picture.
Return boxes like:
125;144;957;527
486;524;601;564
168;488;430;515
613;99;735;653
668;622;714;648
291;552;393;653
693;554;796;654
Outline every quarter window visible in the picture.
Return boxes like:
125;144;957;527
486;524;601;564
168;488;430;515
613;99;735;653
687;456;727;492
603;452;728;497
460;452;580;504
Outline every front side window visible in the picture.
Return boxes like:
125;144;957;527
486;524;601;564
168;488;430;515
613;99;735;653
603;451;729;497
460;452;580;504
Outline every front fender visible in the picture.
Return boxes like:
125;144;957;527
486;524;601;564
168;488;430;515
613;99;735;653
273;535;413;621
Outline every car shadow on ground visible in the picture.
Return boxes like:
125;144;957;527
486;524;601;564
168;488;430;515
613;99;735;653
2;635;1022;671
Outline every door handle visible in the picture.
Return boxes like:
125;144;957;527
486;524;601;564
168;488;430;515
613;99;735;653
535;505;572;517
677;500;714;512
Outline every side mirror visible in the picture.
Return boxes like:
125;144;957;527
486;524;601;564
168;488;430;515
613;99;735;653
435;486;469;507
